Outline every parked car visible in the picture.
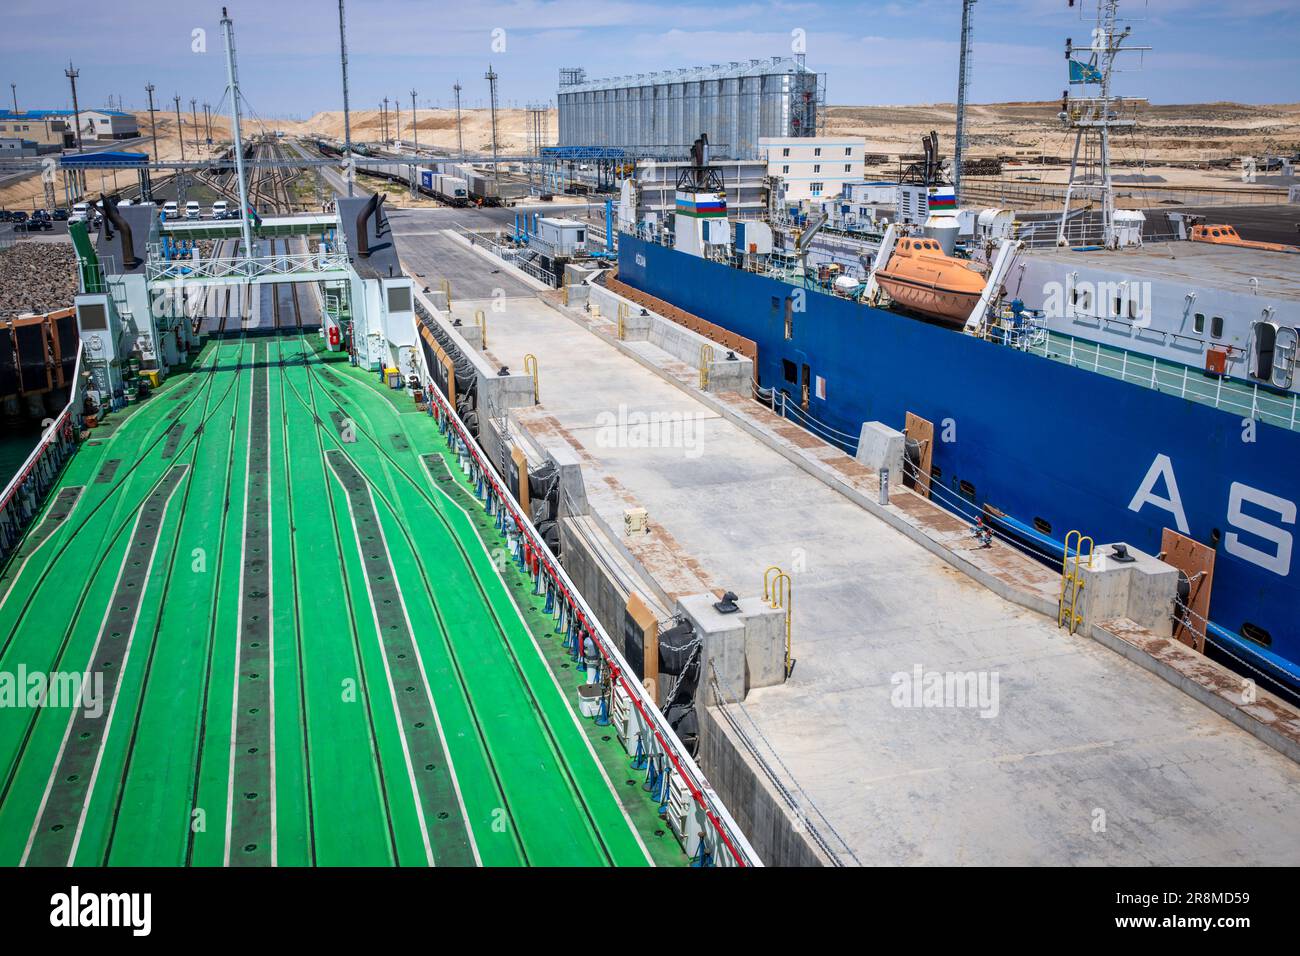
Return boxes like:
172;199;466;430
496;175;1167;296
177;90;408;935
0;210;12;222
11;211;28;224
14;217;52;232
51;208;69;221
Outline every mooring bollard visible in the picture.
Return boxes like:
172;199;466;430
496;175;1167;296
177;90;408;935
879;467;889;506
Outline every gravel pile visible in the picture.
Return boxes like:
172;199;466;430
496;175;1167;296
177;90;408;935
0;241;80;317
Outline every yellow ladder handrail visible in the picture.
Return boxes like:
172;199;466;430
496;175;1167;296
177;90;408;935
772;572;793;678
762;565;783;604
523;353;539;403
474;308;487;349
440;277;452;308
1059;529;1094;634
699;343;714;391
617;301;628;340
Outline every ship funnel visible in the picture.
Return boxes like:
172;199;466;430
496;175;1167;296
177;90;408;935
354;192;387;258
100;194;141;270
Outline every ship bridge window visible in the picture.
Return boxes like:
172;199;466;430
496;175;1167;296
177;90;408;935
782;359;797;384
1073;288;1092;312
958;479;976;499
1211;316;1224;339
1194;312;1206;334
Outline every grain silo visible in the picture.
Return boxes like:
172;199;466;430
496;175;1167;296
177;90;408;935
556;58;824;159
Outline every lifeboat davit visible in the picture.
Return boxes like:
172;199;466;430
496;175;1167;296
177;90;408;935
874;236;988;324
1190;223;1299;254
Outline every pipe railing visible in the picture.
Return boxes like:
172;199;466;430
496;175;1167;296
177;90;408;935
413;327;759;867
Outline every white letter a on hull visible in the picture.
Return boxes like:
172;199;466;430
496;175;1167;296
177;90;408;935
1128;453;1189;535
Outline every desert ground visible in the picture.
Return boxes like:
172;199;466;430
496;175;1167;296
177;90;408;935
3;101;1296;211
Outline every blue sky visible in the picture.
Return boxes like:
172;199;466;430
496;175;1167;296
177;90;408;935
3;0;1297;117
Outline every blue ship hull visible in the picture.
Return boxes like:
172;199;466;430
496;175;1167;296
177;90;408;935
618;233;1300;692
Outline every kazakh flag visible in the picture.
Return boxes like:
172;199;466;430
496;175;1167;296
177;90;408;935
1069;59;1102;84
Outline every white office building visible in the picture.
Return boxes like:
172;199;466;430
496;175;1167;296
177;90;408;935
760;136;866;203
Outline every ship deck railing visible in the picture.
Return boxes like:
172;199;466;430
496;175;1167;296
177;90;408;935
1015;326;1300;430
144;246;350;283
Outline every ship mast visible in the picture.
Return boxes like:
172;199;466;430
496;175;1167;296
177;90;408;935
1055;0;1147;249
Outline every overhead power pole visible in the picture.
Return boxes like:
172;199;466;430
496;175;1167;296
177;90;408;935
453;80;464;160
485;65;500;182
9;83;16;113
337;0;354;195
65;63;84;153
410;88;418;151
394;97;401;147
145;83;160;162
174;94;185;161
190;97;199;155
382;96;389;144
221;6;255;258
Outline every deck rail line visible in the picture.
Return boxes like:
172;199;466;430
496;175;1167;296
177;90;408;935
1026;328;1300;430
0;345;87;567
414;330;760;867
282;338;634;865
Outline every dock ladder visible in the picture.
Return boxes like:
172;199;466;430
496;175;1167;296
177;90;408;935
1058;530;1094;634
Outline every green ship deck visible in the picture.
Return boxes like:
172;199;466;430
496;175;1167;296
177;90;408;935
0;331;683;866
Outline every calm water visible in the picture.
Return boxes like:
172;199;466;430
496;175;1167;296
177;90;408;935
0;424;43;487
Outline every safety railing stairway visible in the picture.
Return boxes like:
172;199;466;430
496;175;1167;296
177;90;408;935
455;225;556;286
0;345;87;567
420;358;761;867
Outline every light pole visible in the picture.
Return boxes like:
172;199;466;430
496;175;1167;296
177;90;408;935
65;63;83;153
453;81;463;160
145;83;159;163
485;65;500;183
337;0;354;196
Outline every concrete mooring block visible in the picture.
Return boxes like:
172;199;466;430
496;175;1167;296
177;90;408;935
1077;542;1178;634
855;421;905;486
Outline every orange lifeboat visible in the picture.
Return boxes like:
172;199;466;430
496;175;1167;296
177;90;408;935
873;236;989;324
1190;223;1299;254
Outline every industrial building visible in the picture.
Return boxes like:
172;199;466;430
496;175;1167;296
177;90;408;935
556;57;824;160
0;108;137;145
0;137;40;157
0;112;74;148
760;135;866;202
